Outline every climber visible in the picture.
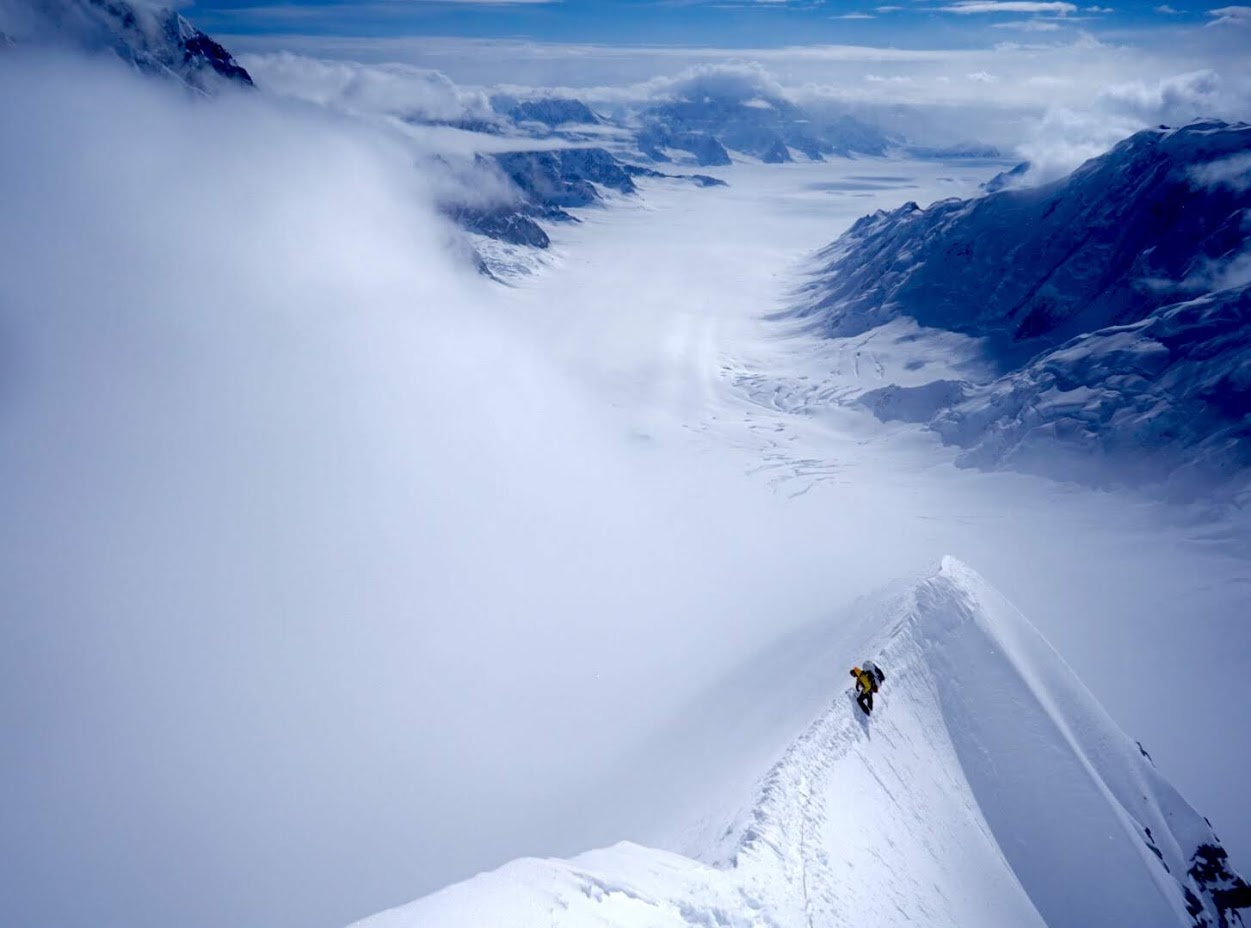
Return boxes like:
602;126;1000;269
850;660;886;716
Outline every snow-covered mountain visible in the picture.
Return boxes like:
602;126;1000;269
861;285;1251;495
474;87;998;170
635;95;900;165
501;96;602;129
796;120;1250;357
792;120;1251;495
3;1;723;267
350;559;1249;928
0;0;253;90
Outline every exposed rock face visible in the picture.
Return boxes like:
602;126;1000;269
1189;843;1251;927
506;98;600;127
637;126;733;166
637;96;898;165
493;148;637;210
981;161;1032;193
4;0;254;90
442;205;551;249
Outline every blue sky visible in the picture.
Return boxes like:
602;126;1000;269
188;1;1248;48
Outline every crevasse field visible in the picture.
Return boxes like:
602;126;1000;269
2;7;1250;928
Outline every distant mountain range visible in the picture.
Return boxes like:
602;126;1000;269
483;92;1002;168
793;120;1251;498
1;0;724;264
6;0;1010;272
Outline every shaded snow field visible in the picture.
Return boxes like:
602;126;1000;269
359;560;1240;928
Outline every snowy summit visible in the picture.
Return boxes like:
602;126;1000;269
355;560;1249;928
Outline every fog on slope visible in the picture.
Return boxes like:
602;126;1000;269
0;51;976;928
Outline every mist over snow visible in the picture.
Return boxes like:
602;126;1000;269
242;51;493;123
4;8;1251;928
0;50;860;928
229;32;1251;174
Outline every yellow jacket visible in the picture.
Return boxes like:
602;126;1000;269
852;667;877;695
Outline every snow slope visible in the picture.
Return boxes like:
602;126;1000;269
794;120;1251;358
787;120;1251;496
352;559;1248;928
862;284;1251;498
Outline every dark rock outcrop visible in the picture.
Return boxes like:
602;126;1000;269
981;161;1032;193
6;0;253;90
1189;843;1251;927
493;147;637;210
443;206;551;249
506;98;600;127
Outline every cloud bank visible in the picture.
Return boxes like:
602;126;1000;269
0;45;878;928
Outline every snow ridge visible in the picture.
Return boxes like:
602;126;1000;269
351;559;1248;928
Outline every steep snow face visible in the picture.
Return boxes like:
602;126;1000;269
795;120;1251;359
351;559;1248;928
1;0;253;89
794;120;1251;496
864;284;1251;496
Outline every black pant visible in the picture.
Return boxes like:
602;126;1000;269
857;690;873;715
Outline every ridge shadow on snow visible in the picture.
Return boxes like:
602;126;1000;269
352;558;1249;928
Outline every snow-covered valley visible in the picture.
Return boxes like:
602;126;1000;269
383;149;1251;927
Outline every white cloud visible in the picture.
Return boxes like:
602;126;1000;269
941;1;1077;14
990;18;1065;29
1019;69;1251;179
240;50;492;121
1155;3;1180;11
1207;5;1251;26
1;45;887;928
1095;68;1226;122
1189;150;1251;191
634;60;792;104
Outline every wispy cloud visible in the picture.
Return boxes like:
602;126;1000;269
1207;5;1251;26
990;18;1065;29
941;1;1077;13
1189;150;1251;192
